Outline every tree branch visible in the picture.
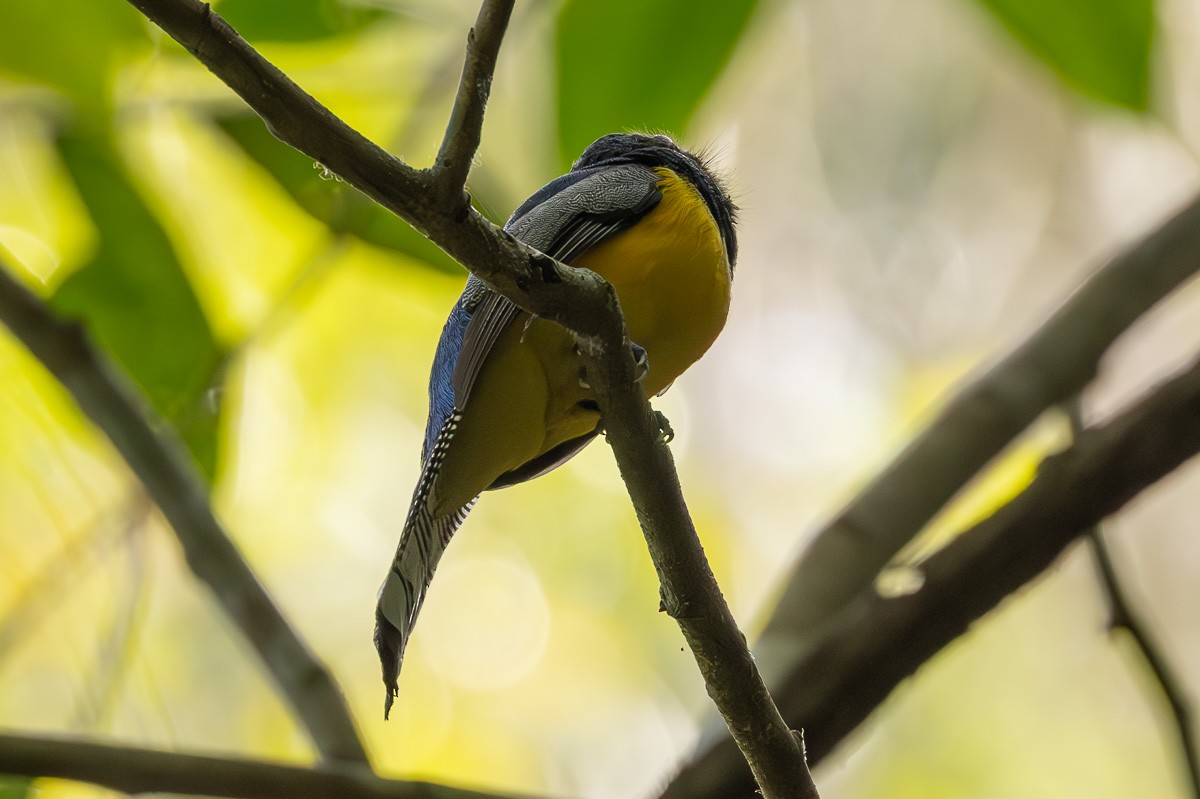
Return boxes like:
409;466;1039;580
124;0;584;331
580;315;817;798
114;0;813;793
431;0;514;201
662;347;1200;798
0;733;536;799
0;264;367;765
763;192;1200;646
1088;525;1200;799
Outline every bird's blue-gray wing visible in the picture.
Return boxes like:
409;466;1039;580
421;163;662;463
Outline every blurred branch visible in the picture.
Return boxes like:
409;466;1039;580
124;0;814;793
0;263;367;765
764;192;1200;647
72;497;152;729
663;348;1200;798
1088;525;1200;799
1067;400;1200;799
0;733;538;799
0;494;136;663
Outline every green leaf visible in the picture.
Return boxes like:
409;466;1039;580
51;134;224;480
0;0;144;118
975;0;1154;110
556;0;761;164
214;0;385;42
0;777;32;799
216;114;460;272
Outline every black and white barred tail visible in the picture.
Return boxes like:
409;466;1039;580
375;410;477;719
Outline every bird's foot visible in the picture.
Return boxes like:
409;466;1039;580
631;342;649;383
653;410;675;444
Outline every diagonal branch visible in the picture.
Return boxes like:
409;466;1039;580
0;264;367;765
0;732;539;799
762;192;1200;648
662;347;1200;799
125;0;559;326
580;310;817;798
113;0;813;793
431;0;515;201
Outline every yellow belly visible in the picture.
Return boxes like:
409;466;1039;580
429;168;731;515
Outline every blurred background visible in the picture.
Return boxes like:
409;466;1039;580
1;0;1199;797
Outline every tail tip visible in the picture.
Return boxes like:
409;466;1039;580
375;604;405;721
383;685;397;720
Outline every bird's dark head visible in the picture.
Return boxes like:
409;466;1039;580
573;133;738;267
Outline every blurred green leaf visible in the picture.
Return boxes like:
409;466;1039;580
0;777;31;799
215;0;385;42
0;0;144;118
51;134;224;480
555;0;761;164
217;114;461;272
975;0;1154;110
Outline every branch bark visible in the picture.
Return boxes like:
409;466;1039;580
431;0;513;202
0;733;537;799
661;345;1200;798
0;264;367;765
76;0;812;793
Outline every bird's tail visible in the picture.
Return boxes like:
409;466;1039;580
375;410;477;719
375;495;475;719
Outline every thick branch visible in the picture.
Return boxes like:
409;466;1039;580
764;193;1200;646
119;0;813;792
662;349;1200;798
0;733;535;799
432;0;514;200
0;264;367;765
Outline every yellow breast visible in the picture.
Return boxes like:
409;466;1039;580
574;166;732;397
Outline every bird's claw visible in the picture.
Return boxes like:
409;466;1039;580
631;342;649;383
654;410;675;444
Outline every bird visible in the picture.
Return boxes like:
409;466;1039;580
375;132;737;717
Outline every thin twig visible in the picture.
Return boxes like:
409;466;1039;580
0;733;542;799
763;192;1200;647
0;264;367;765
1066;399;1200;799
124;0;815;793
662;349;1200;798
431;0;514;199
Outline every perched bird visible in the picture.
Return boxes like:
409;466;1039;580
375;132;737;717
